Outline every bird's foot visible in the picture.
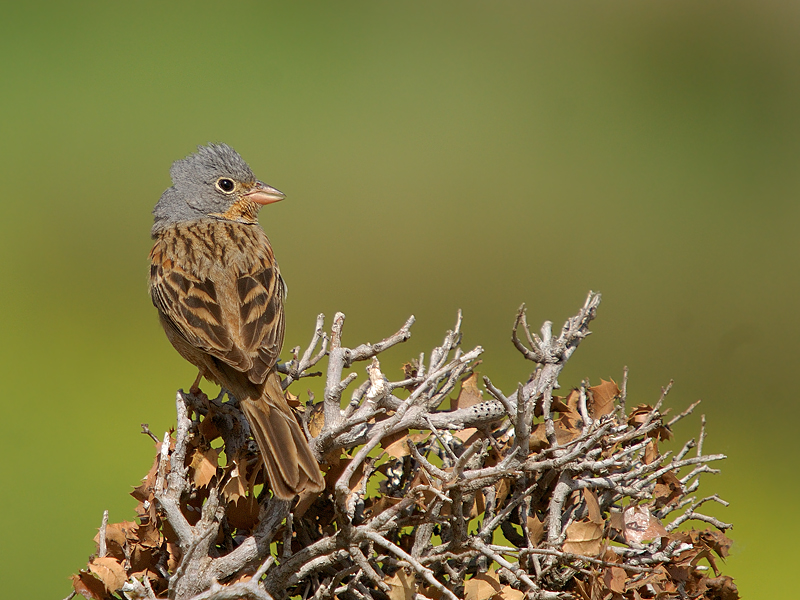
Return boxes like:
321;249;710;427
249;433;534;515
189;371;204;396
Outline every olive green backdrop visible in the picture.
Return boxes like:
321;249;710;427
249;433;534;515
1;1;795;598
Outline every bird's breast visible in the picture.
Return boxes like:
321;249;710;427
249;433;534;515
151;219;275;278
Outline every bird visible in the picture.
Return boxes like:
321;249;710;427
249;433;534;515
148;143;324;500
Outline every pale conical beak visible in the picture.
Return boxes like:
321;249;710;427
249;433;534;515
244;181;285;205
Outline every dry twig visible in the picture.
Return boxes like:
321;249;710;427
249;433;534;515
68;293;736;600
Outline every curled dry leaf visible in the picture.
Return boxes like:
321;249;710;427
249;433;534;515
463;572;502;600
706;576;739;600
622;505;668;544
628;404;673;441
198;408;220;441
526;514;545;545
386;568;416;600
189;446;221;488
453;427;481;444
72;570;107;600
307;401;326;437
563;519;604;556
495;586;524;600
654;469;684;508
644;438;660;465
94;520;137;559
603;565;627;594
452;372;484;410
589;379;620;418
380;429;433;459
583;489;603;524
88;557;127;594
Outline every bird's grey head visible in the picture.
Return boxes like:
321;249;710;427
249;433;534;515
152;143;284;236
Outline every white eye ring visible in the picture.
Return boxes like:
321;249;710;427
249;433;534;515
216;178;236;193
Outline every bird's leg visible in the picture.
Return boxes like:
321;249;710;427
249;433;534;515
190;371;204;395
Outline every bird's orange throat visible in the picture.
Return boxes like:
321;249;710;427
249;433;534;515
211;198;262;224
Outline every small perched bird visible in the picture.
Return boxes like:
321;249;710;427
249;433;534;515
148;143;324;499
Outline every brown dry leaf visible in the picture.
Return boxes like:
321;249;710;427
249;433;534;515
464;572;503;600
471;486;485;519
322;452;354;493
381;429;412;458
644;439;660;465
670;531;703;568
628;404;654;427
623;505;668;544
198;408;220;441
165;542;181;573
654;470;683;508
627;564;671;593
589;379;620;418
702;529;734;559
706;576;739;600
131;450;161;504
408;468;436;511
190;446;220;488
563;519;604;556
529;423;550;452
94;521;137;560
627;404;672;441
224;456;262;529
88;557;127;594
284;389;300;408
367;495;403;517
383;431;431;459
669;529;730;576
227;495;260;531
130;542;159;574
221;471;247;504
402;360;420;380
584;489;603;524
453;427;480;443
136;517;162;549
129;569;163;595
609;510;624;533
530;420;579;450
72;571;108;600
603;565;627;594
559;389;583;430
452;372;483;410
227;568;255;585
555;420;580;445
307;401;325;437
493;586;524;600
386;568;416;600
495;477;512;507
419;585;443;600
221;457;253;503
347;459;368;496
293;489;322;519
325;453;374;509
535;394;571;417
526;514;545;545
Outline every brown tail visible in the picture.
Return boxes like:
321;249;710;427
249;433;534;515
240;371;325;500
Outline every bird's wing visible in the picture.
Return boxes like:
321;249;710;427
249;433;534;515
149;223;285;384
229;257;286;383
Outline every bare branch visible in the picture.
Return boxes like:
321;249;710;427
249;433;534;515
67;294;734;600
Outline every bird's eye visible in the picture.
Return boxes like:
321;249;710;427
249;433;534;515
216;178;235;193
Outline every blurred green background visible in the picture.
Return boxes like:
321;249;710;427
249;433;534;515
1;1;795;597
